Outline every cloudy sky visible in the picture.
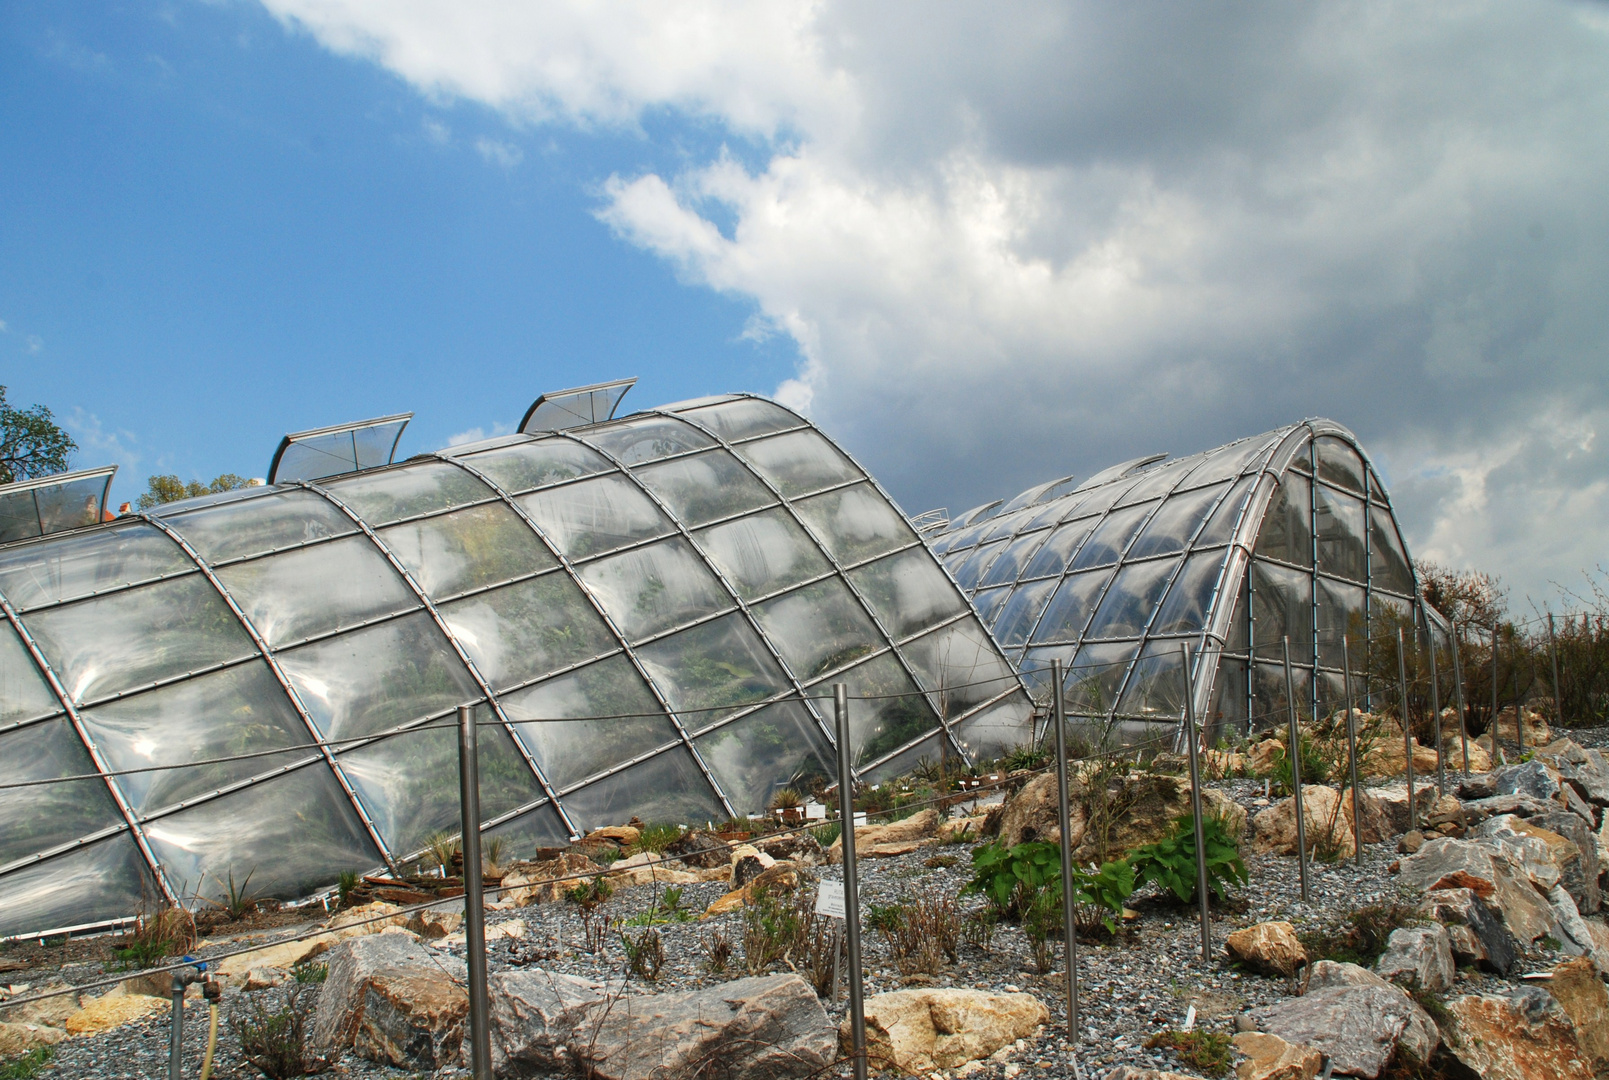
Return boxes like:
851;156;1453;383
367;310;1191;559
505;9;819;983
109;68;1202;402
3;2;1606;608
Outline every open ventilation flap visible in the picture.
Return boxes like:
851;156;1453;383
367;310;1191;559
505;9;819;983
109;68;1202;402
0;465;117;544
1075;452;1168;492
520;378;636;433
268;414;412;485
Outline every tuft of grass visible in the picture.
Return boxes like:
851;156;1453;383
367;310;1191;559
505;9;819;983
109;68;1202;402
212;868;259;921
809;822;841;849
336;869;359;906
481;836;505;875
230;984;328;1078
962;907;998;953
621;927;665;982
1298;902;1425;967
924;854;960;869
0;1047;54;1080
424;831;460;873
113;903;196;970
1145;1029;1231;1077
630;823;683;855
291;959;327;984
703;928;732;975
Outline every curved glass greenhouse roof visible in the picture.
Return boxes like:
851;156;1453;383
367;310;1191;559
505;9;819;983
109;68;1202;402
925;419;1432;739
0;393;1031;937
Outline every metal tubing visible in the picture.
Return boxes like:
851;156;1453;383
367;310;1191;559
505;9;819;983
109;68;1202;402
1341;635;1362;868
835;685;867;1080
1491;623;1503;765
1282;638;1309;903
170;976;184;1080
1397;628;1415;830
458;706;492;1080
1050;661;1080;1039
1180;645;1211;962
1548;612;1563;728
1425;614;1445;796
1451;628;1470;777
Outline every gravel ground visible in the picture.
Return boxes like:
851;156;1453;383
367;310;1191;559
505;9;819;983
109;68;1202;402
21;753;1609;1079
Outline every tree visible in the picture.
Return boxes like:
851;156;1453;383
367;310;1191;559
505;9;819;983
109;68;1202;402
0;386;76;484
1416;560;1507;628
135;473;259;510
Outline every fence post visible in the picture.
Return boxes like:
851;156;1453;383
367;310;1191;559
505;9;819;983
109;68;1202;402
1425;614;1445;797
1451;627;1470;777
458;705;492;1080
1282;637;1309;903
1341;635;1362;868
1050;660;1080;1042
835;684;867;1080
1397;629;1415;830
1180;644;1211;962
1548;612;1563;728
1490;623;1503;765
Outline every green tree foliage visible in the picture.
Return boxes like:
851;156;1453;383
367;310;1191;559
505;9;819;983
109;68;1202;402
135;472;259;510
0;386;76;484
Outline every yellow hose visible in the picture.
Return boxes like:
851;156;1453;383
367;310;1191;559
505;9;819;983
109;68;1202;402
199;1002;219;1080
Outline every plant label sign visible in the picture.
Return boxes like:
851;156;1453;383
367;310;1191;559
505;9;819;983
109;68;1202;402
815;880;847;919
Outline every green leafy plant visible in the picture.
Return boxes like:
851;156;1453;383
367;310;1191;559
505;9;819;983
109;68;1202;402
112;903;197;970
1145;1029;1231;1077
1127;815;1248;906
810;822;842;849
865;902;906;935
742;887;809;974
1021;887;1059;973
924;854;960;869
211;868;259;921
0;1046;54;1080
621;927;665;982
336;870;359;906
768;787;804;810
565;877;613;912
1068;859;1136;935
962;840;1063;916
631;823;683;855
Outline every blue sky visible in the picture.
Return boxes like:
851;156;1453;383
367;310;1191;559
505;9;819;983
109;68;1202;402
4;2;1607;606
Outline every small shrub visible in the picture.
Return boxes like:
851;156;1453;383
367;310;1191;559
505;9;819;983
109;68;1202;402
768;787;804;810
0;1046;54;1080
424;831;460;873
703;928;732;974
212;868;259;921
742;887;808;974
882;895;960;975
924;854;960;869
1021;888;1059;974
291;960;327;984
942;824;975;846
335;870;359;906
1068;859;1135;935
962;907;998;953
1298;903;1425;967
631;823;683;855
621;927;665;982
810;822;842;849
1127;814;1248;906
230;985;328;1078
1002;743;1050;771
113;903;196;970
565;877;613;913
481;836;505;875
803;919;843;997
962;840;1062;917
865;902;906;936
1145;1029;1231;1077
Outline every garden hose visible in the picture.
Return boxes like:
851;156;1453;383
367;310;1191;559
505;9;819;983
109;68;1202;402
200;978;221;1080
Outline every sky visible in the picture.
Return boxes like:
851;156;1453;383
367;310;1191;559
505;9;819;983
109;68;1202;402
3;2;1606;611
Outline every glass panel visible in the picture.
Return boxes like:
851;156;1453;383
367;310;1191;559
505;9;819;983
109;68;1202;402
634;614;790;733
380;502;556;598
953;697;1035;764
1030;568;1114;644
0;524;190;611
697;508;830;601
578;538;731;642
633;451;775;527
324;462;491;526
992;577;1060;648
1208;656;1249;738
1114;463;1187;507
484;803;569;862
950;539;1006;592
860;731;942;783
981;508;1032;544
501;656;675;790
1195;475;1256;547
1070;503;1154;570
849;548;966;639
523;382;633;433
1020;644;1078;705
1127;483;1228;559
0;488;42;544
754;578;880;680
24;576;254;706
338;705;542;858
1;623;58;726
828;653;938;767
977;529;1050;588
1315;486;1367;583
168;490;357;564
903;620;1019;720
0;837;148;938
275;433;362;484
0;717;120;865
82;662;315;814
562;749;724;831
1180;436;1272;489
1024;494;1079;531
1084;558;1179;639
972;584;1013;628
935;520;990;557
463;438;612;494
143;764;378;904
1021;518;1098;580
1252;662;1312;730
32;474;110;535
679;398;803;442
1250;560;1314;663
518;473;673;559
438;575;616;690
733;429;861;498
1288;442;1313;472
1064;641;1139;716
1225;585;1250;653
217;535;415;648
1314;436;1366;493
696;701;835;815
793;483;915;565
1254;473;1313;567
1151;549;1228;636
1369;509;1416;594
278;612;479;739
1115;641;1187;720
583;416;715;465
1065;477;1139;519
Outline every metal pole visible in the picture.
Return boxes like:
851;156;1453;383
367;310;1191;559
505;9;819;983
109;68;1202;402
1051;661;1081;1040
1425;613;1445;797
1282;637;1308;903
1451;627;1470;777
835;685;867;1080
1342;635;1362;868
1548;611;1563;729
457;705;492;1080
169;975;184;1080
1490;622;1503;765
1180;645;1211;962
1397;628;1415;831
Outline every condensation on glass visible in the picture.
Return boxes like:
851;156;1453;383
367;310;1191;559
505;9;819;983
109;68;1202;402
0;393;1030;937
0;467;117;545
927;419;1427;742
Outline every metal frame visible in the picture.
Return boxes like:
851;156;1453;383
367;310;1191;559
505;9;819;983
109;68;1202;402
267;413;411;486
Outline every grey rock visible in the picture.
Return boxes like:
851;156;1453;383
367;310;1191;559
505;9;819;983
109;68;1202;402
1249;961;1439;1079
1396;837;1498;893
482;969;611;1077
1473;816;1564;891
355;966;468;1070
1559;781;1601;828
1532;810;1602;914
1547;884;1609;974
312;933;465;1051
1456;774;1497;800
1375;924;1455;993
663;829;729;870
1494;760;1563;802
1461;792;1553;824
752;832;825;866
1417;887;1522;975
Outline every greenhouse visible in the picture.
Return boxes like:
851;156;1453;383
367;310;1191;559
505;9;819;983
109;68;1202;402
0;389;1032;938
923;419;1442;742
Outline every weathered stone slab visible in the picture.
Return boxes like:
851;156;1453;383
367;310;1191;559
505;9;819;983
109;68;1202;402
311;932;465;1050
1225;922;1307;977
354;967;468;1070
1417;887;1521;975
1374;924;1454;993
1548;956;1609;1073
1444;987;1594;1080
1248;961;1437;1079
1230;1031;1322;1080
851;987;1049;1073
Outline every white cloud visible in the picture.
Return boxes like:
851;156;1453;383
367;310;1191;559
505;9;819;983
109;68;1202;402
66;407;142;476
474;136;522;169
445;421;514;447
421;116;450;145
25;335;42;354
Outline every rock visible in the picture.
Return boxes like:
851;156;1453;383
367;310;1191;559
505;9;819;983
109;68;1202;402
1600;814;1609;877
64;987;166;1035
827;808;941;861
1224;922;1307;977
481;969;608;1075
603;851;709;888
1368;784;1439;834
1462;792;1554;824
1489;706;1552;748
0;1020;66;1056
752;831;825;865
850;988;1049;1073
1548;957;1609;1072
1230;1031;1322;1080
214;932;338;980
1473;814;1568;891
311;931;465;1050
1249;961;1438;1079
1417;887;1522;975
0;979;78;1028
1444;987;1594;1080
991;772;1084;849
1494;759;1564;802
498;852;603;906
242;968;287;991
701;864;808;919
1556;749;1609;809
1457;772;1498;800
1100;1070;1199;1080
586;825;641;847
354;967;468;1070
1530;811;1601;913
663;829;730;869
1395;837;1555;943
1374;924;1454;993
1546;885;1609;973
937;815;990;843
1397;830;1425;855
328;901;411;938
1247;739;1283;776
1250;786;1365;858
440;918;527;948
406;906;464;940
1424;792;1464;830
730;844;778;887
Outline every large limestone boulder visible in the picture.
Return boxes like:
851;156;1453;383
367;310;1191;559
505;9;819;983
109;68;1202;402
214;931;339;981
1549;957;1609;1073
1473;814;1568;891
1444;986;1594;1080
990;771;1242;861
1489;706;1552;748
0;979;80;1028
1230;1032;1322;1080
499;852;604;906
1394;837;1555;944
1494;759;1564;802
0;1020;66;1057
1248;786;1386;858
752;831;825;866
849;988;1048;1073
1529;811;1602;913
1374;924;1454;993
1247;961;1438;1079
1417;887;1521;975
327;900;411;939
663;828;730;869
603;851;710;888
827;808;941;861
354;967;468;1070
311;932;465;1051
1224;922;1307;977
1546;885;1609;973
63;987;166;1035
481;969;610;1076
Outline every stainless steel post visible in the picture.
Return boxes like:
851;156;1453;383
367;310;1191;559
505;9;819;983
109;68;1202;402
1491;622;1503;765
1050;660;1080;1040
1548;612;1563;728
835;684;867;1080
169;975;184;1080
1282;637;1308;903
1180;645;1211;962
1397;628;1415;830
1425;614;1445;797
458;705;492;1080
1451;627;1470;777
1341;635;1362;868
